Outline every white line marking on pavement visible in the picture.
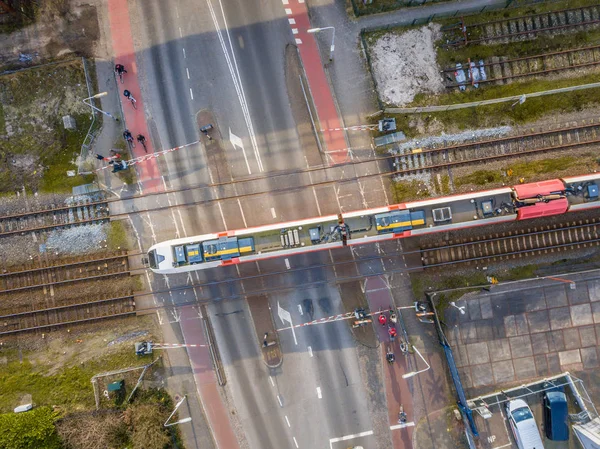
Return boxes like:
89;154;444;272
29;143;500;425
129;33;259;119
282;0;289;3
308;346;313;357
269;376;275;387
292;28;298;34
229;128;251;174
293;437;299;448
285;8;292;14
288;18;296;24
285;258;290;269
285;416;291;427
182;47;186;58
390;422;415;430
189;88;194;100
271;207;276;218
491;444;512;449
179;27;183;38
298;304;303;315
329;430;373;448
277;395;283;407
316;387;322;399
295;38;302;44
186;67;190;79
237;198;248;227
298;0;304;3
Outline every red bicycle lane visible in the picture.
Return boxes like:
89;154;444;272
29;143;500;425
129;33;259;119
365;277;415;449
282;0;349;165
107;0;163;194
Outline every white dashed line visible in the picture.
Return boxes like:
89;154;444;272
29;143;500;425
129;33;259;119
271;207;276;218
285;416;291;427
277;395;283;407
285;8;292;14
288;18;296;24
298;304;303;315
308;346;313;357
295;38;302;44
285;258;291;270
316;387;322;399
282;0;289;3
237;198;248;227
179;27;183;38
189;88;194;100
292;28;298;34
269;376;275;387
182;47;186;58
389;422;415;430
293;437;299;448
186;68;190;79
329;430;373;445
298;0;304;3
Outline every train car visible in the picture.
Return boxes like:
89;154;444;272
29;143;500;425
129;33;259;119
147;176;600;274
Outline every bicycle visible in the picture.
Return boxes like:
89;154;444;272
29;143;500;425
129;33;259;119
398;405;407;424
114;64;127;84
123;130;135;150
123;90;137;110
137;134;147;153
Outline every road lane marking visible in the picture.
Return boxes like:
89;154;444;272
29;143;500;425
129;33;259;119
229;128;251;174
329;430;373;448
293;437;299;448
292;28;298;34
179;27;183;38
269;376;275;387
282;0;289;3
298;304;303;315
285;416;291;427
237;198;248;227
295;38;302;44
390;422;415;430
288;18;296;24
186;67;190;79
316;387;322;398
182;47;186;58
285;258;290;269
271;207;276;218
189;88;194;100
277;395;283;407
298;0;304;2
285;8;292;14
308;346;313;357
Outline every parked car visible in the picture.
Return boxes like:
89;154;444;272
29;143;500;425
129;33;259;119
542;388;569;441
506;399;545;449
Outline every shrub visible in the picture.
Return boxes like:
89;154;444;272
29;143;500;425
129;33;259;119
0;407;61;449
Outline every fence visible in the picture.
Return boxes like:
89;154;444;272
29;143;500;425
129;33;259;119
78;57;100;175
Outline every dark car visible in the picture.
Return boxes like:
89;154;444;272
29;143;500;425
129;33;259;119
542;388;569;441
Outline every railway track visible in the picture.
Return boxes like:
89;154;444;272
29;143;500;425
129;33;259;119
0;252;130;293
443;45;600;89
420;218;600;268
0;295;136;336
392;121;600;178
443;5;600;47
0;196;110;237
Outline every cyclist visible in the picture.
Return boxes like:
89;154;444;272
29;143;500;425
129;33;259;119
378;314;387;326
386;352;395;364
388;326;397;339
137;134;147;152
123;129;133;143
114;64;127;75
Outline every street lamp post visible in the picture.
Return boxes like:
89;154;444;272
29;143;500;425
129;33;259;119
307;26;335;61
402;345;431;379
82;92;119;121
164;395;192;427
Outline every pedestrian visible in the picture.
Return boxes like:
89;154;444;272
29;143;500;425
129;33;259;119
201;128;212;140
263;332;268;347
114;64;127;75
388;327;397;339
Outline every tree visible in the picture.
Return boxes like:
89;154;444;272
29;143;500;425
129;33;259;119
0;407;61;449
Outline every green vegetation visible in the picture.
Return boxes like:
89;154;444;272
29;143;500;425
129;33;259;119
351;0;451;17
455;170;502;187
392;179;431;202
106;221;130;251
0;406;61;449
0;60;94;193
506;264;538;280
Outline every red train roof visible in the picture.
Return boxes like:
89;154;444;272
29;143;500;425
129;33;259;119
516;198;569;220
513;179;565;199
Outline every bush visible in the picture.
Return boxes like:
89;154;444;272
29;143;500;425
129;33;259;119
0;407;61;449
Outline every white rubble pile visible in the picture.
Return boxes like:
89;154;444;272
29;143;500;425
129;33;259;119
370;24;445;106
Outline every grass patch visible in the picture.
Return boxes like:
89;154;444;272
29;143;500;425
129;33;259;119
352;0;451;17
392;179;430;202
455;169;502;187
106;221;130;251
506;264;538;280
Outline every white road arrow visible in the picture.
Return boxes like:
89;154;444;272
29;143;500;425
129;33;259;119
229;128;252;174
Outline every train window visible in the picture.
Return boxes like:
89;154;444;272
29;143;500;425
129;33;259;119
148;250;164;269
432;207;452;223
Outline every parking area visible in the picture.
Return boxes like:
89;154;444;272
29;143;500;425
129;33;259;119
440;270;600;448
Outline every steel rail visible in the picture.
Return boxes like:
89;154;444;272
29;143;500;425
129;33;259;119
0;199;108;220
0;252;128;277
0;216;111;238
467;5;598;29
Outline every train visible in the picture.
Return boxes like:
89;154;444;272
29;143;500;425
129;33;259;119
147;174;600;274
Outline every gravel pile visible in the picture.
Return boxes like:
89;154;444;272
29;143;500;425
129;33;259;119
390;126;513;155
369;24;445;106
45;223;108;255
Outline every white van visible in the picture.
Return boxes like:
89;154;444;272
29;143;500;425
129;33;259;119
506;399;545;449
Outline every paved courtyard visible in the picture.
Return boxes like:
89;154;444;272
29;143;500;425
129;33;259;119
443;273;600;390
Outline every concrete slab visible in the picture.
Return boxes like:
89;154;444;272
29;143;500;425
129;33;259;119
460;322;478;343
492;360;515;384
558;349;581;366
547;331;566;352
504;315;517;338
547;353;561;373
467;342;490;365
581;347;599;369
525;294;547;312
571;303;594;326
579;326;597;348
488;339;512;362
527;310;550;333
563;328;582;350
480;297;493;320
515;314;529;335
549;307;572;330
476;320;494;342
596;324;600;345
592;301;600;324
589;280;600;302
568;285;591;305
467;300;482;321
509;335;533;358
471;363;493;387
507;296;527;315
530;333;549;355
458;367;472;389
534;354;550;377
544;285;568;308
454;344;469;368
514;356;537;380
